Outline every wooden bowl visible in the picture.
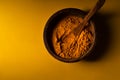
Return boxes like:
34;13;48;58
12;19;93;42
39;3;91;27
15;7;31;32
43;8;96;63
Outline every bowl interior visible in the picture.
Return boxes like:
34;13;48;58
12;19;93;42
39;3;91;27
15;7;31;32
43;8;96;62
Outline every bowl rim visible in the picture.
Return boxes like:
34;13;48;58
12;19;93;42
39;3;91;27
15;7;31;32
43;8;96;63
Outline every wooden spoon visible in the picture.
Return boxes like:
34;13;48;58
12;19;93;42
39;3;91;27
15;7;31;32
60;0;105;54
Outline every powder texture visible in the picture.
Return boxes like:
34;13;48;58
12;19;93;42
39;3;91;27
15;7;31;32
52;15;94;59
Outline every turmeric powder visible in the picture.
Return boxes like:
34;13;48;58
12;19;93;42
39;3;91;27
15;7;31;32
52;15;94;59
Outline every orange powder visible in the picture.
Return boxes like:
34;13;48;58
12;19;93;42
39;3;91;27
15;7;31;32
52;15;94;59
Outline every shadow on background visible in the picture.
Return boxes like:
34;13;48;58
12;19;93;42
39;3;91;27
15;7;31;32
83;12;114;62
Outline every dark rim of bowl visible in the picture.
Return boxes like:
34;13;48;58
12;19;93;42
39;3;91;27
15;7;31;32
43;8;96;63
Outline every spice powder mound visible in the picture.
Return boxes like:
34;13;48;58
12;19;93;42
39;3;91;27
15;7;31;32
52;15;94;59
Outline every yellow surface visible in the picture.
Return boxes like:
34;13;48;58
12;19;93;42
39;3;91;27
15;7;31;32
0;0;120;80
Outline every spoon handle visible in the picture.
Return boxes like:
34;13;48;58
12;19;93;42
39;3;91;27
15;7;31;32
69;0;105;52
75;0;105;36
83;0;105;25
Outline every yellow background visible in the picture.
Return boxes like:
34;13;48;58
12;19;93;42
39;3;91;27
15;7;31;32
0;0;120;80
